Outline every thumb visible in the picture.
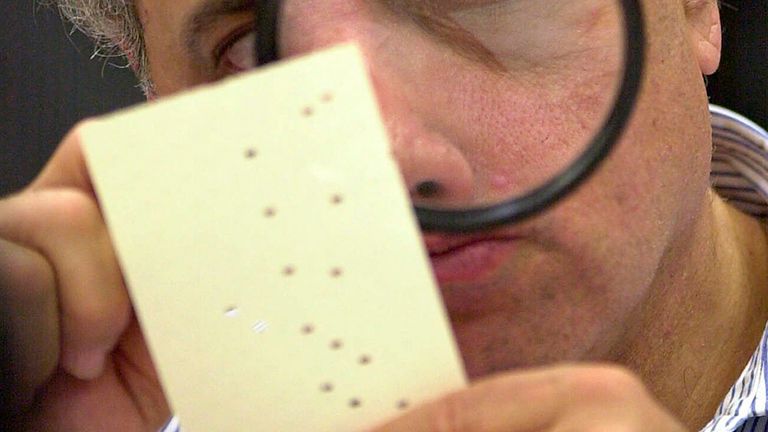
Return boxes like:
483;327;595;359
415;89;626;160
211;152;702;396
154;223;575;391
370;369;561;432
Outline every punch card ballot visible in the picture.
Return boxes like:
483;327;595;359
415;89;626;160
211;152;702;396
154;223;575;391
81;44;468;431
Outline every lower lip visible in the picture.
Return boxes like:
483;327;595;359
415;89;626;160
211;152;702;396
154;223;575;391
429;239;518;285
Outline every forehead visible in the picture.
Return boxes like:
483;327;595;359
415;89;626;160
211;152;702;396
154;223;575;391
134;0;682;96
135;0;626;53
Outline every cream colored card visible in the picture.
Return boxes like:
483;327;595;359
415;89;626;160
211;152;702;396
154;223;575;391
82;44;467;431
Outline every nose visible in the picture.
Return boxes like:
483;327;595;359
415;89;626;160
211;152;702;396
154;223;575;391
380;95;475;204
279;1;476;207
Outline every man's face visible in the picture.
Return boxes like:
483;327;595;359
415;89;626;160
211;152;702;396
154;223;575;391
136;0;717;377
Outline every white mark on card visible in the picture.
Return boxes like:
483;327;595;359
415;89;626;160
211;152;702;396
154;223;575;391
251;320;269;334
309;165;344;184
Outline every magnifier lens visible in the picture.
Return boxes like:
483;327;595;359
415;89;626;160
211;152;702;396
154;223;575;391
406;0;626;211
255;0;640;231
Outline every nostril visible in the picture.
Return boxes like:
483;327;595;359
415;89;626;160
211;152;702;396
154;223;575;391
381;105;475;205
414;180;443;199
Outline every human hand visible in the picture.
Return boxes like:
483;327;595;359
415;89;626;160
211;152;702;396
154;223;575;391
372;364;687;432
0;123;170;431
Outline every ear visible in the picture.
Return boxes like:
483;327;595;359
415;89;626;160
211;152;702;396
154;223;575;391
685;0;722;75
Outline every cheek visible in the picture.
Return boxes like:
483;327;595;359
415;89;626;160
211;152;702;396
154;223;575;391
547;0;715;281
433;0;714;372
390;41;624;200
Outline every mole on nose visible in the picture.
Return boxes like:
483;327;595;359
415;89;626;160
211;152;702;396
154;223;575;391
414;180;443;199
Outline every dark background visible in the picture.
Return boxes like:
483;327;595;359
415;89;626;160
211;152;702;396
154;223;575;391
0;2;144;195
1;1;766;196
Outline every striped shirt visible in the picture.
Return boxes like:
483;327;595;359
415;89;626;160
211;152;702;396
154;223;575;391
161;105;768;432
701;105;768;432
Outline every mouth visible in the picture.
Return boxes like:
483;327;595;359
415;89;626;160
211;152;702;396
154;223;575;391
425;233;521;285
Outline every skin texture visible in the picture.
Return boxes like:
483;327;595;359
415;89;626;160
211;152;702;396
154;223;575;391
1;0;767;431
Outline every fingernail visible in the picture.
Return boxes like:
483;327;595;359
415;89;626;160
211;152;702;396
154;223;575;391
63;350;106;381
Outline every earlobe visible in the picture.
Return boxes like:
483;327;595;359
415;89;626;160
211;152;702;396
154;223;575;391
686;0;722;75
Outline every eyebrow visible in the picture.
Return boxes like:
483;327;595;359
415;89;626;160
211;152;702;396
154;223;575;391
392;1;505;72
183;0;256;62
181;0;503;72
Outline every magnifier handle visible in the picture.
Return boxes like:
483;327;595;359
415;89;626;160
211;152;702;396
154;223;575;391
255;0;281;66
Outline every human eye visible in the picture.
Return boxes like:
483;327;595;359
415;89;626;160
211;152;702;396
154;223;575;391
216;28;257;74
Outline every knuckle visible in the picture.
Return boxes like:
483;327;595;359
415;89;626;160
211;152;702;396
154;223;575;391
60;286;130;355
65;293;123;340
45;188;103;235
562;364;646;402
577;424;637;432
60;120;93;149
430;392;470;432
29;119;95;192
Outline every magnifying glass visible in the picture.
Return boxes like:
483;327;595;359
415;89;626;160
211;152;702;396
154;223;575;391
255;0;645;233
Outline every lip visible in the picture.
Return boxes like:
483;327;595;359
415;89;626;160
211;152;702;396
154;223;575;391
425;233;521;285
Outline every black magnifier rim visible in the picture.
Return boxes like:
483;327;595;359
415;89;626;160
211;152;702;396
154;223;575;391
255;0;280;65
418;0;646;232
255;0;645;233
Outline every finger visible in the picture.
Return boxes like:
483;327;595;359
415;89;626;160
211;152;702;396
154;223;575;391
0;188;132;381
22;322;171;432
0;237;59;410
371;367;565;432
29;121;96;195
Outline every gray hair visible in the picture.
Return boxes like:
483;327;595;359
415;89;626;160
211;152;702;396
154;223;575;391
52;0;153;95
